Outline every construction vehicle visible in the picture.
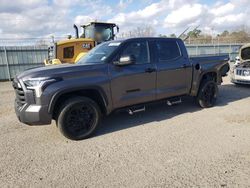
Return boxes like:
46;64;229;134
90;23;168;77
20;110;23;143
44;22;119;65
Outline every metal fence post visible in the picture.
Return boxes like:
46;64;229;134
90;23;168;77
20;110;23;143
3;46;11;81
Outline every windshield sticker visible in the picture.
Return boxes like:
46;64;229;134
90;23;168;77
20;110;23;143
108;42;121;46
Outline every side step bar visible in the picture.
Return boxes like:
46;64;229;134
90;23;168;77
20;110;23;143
167;97;182;106
128;106;146;115
126;97;182;115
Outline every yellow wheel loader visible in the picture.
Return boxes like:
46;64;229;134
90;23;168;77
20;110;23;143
44;22;119;65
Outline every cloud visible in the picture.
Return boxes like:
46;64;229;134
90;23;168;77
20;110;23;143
164;4;205;27
0;4;72;38
74;15;95;25
0;0;113;38
108;0;169;32
210;3;235;16
161;0;250;35
52;0;80;7
0;0;250;39
117;0;133;9
0;0;46;13
212;13;244;25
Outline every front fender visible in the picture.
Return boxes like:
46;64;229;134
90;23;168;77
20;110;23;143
48;85;109;114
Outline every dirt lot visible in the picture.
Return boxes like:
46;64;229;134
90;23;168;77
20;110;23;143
0;76;250;187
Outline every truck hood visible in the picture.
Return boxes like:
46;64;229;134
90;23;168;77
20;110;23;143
240;44;250;62
236;61;250;69
16;63;103;81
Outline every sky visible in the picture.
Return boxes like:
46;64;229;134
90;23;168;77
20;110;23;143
0;0;249;39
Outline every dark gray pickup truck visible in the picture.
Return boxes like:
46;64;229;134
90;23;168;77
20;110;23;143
13;37;229;140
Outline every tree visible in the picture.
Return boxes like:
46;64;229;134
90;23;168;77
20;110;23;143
158;34;167;37
169;33;176;38
187;29;202;38
221;30;229;37
119;25;155;38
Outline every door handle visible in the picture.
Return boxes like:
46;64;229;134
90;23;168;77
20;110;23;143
145;68;156;73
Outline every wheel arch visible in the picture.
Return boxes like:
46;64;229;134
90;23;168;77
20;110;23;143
191;71;218;97
200;71;218;83
49;86;109;119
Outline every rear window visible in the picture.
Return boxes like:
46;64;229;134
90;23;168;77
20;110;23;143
155;41;181;62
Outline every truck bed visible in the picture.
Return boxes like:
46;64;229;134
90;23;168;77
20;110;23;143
190;54;230;77
190;54;229;63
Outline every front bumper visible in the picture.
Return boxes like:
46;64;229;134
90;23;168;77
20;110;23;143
13;79;52;125
231;78;250;85
15;102;52;125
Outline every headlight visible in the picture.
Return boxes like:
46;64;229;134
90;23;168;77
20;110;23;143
23;77;61;97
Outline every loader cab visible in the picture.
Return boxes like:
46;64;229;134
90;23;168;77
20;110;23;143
45;22;118;65
81;22;119;44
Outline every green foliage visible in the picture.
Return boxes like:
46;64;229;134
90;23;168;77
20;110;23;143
187;29;202;38
169;33;176;38
159;27;250;44
221;30;229;37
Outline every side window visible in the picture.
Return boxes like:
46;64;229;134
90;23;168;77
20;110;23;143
156;41;181;62
63;46;74;58
120;41;149;64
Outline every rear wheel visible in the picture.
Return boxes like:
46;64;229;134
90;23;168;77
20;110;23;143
196;80;218;108
56;97;101;140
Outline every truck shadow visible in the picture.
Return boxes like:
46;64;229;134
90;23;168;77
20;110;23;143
217;83;250;106
96;83;250;137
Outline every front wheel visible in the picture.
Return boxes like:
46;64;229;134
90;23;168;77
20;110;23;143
56;97;101;140
196;80;218;108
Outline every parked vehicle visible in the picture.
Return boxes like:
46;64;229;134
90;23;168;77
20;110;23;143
13;37;229;140
231;44;250;85
44;22;119;65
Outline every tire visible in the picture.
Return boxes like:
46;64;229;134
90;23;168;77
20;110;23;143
196;80;218;108
56;97;101;140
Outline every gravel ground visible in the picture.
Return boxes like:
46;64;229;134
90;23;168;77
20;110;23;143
0;76;250;188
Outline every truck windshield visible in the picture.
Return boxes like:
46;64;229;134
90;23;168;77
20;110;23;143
77;42;120;64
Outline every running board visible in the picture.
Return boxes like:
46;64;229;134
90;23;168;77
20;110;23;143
128;106;146;115
167;97;182;106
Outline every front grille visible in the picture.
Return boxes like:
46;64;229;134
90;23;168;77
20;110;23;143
236;69;243;76
236;69;250;76
12;79;26;107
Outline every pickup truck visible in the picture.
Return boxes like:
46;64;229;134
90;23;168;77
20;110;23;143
13;37;229;140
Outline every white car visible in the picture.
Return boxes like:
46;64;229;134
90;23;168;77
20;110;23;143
231;44;250;85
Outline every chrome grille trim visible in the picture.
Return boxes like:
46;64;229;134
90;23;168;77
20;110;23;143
12;79;26;107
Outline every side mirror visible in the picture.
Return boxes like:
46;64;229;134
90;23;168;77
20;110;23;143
114;55;135;66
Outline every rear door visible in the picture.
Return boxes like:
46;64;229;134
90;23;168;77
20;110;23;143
153;39;192;99
109;40;157;109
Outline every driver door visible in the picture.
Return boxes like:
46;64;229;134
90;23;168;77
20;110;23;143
109;40;157;109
